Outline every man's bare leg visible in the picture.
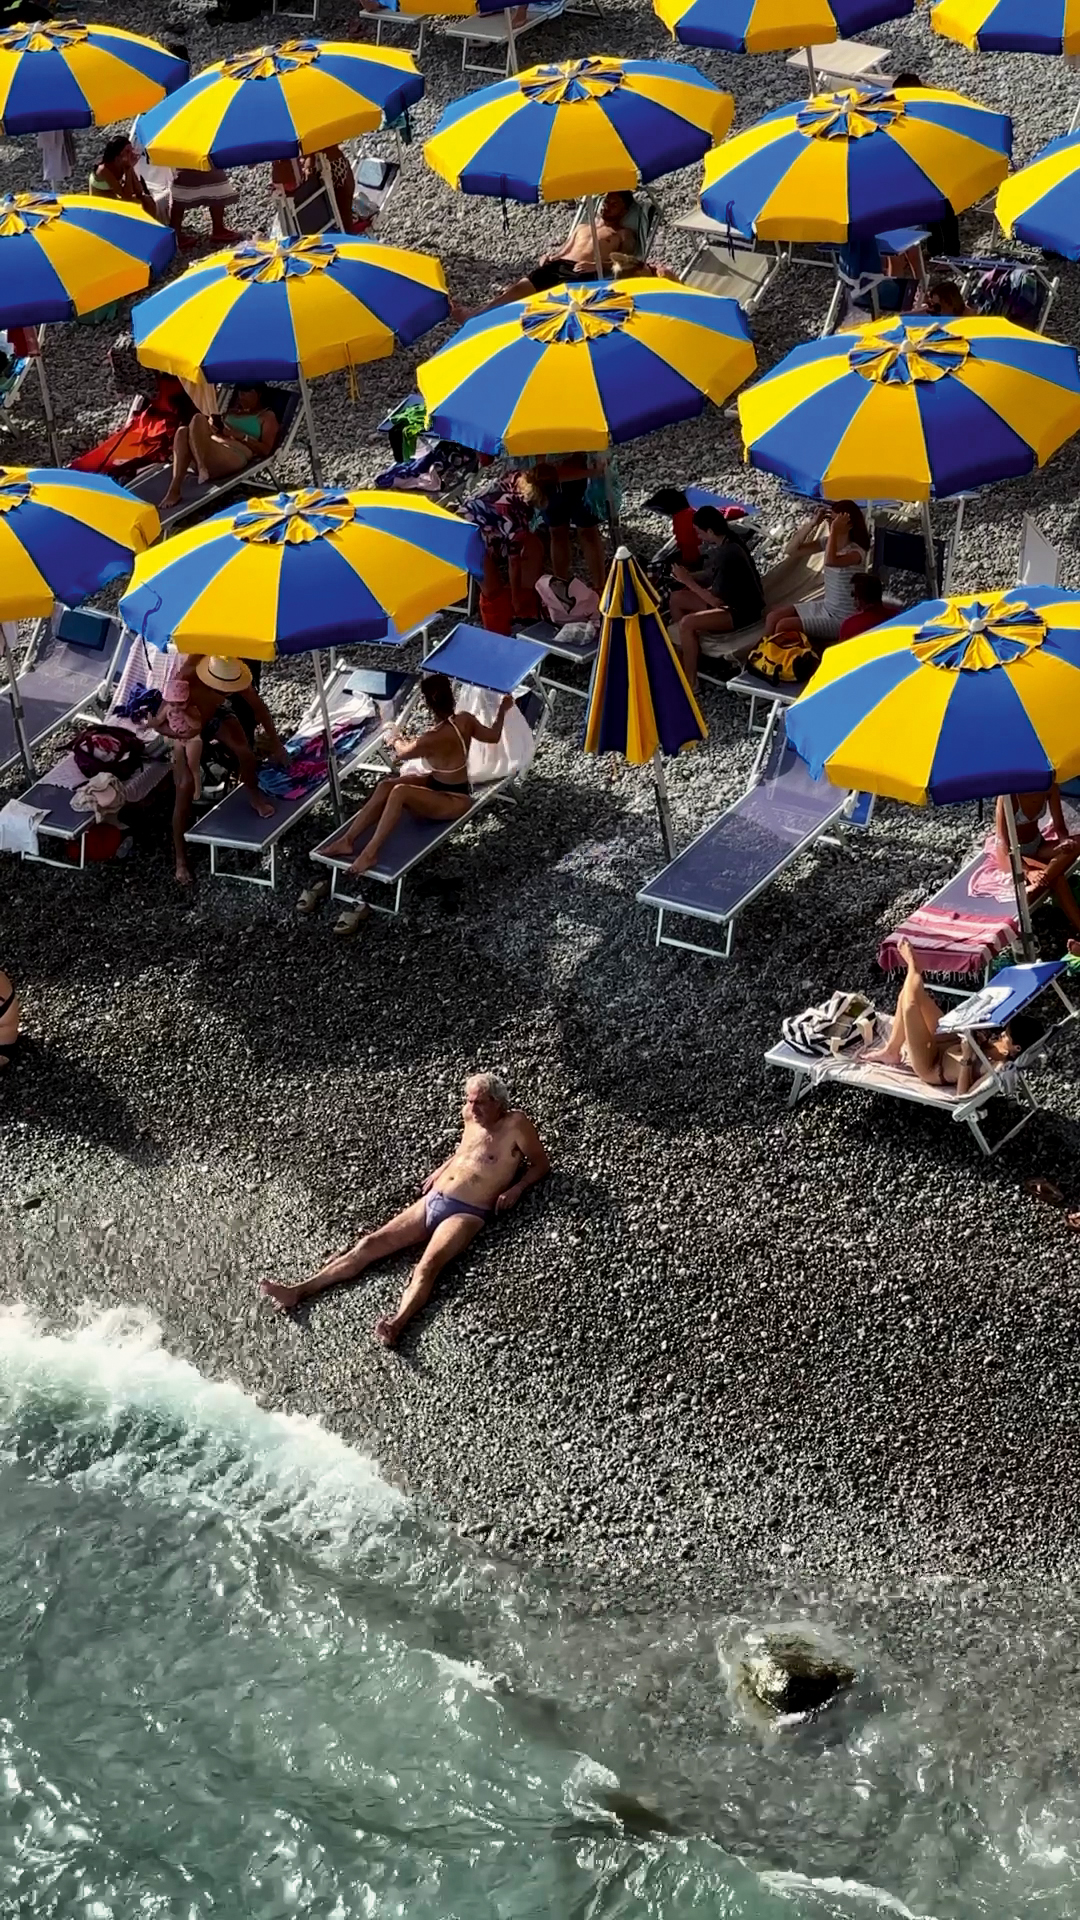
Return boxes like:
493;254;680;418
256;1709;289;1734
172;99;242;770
375;1214;484;1348
216;715;275;820
260;1198;431;1309
171;749;195;885
451;274;539;323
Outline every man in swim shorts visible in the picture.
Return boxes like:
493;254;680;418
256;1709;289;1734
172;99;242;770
259;1074;550;1347
451;191;639;319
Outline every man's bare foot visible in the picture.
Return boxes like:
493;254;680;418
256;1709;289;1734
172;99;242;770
349;844;379;877
260;1280;302;1310
449;300;472;325
175;861;194;887
248;790;275;819
374;1314;399;1348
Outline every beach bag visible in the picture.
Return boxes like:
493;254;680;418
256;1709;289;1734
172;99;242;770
747;631;818;686
71;725;144;781
535;575;600;627
782;991;877;1058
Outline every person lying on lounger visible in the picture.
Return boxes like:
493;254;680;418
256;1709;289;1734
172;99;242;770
451;191;639;320
260;1073;551;1346
861;938;1015;1092
160;384;278;512
321;672;514;881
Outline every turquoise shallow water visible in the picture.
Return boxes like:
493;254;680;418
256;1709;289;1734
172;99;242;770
2;1309;1079;1920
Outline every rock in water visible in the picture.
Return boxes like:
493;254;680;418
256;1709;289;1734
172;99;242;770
735;1627;856;1725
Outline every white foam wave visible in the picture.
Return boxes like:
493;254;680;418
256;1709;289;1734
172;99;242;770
760;1870;940;1920
0;1304;406;1555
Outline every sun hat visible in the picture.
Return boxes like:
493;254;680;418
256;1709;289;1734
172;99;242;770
195;655;253;694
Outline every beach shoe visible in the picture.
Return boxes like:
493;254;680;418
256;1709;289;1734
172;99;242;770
333;902;370;938
297;878;330;917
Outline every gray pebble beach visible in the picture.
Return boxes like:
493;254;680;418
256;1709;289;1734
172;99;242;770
4;0;1080;1608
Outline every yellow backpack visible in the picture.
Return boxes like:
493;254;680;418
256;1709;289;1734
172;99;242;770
747;631;818;686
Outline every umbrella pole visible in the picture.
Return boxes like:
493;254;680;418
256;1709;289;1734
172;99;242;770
944;496;964;592
312;651;344;824
318;150;345;231
1004;794;1037;960
506;13;520;71
651;749;676;861
35;351;60;468
1;624;33;780
805;47;818;93
587;196;605;279
297;367;323;487
920;500;938;595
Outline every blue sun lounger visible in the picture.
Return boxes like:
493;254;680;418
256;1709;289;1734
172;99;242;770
636;707;865;959
184;667;415;889
1;606;127;778
310;624;549;915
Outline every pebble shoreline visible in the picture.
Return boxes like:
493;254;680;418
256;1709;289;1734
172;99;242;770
4;0;1080;1600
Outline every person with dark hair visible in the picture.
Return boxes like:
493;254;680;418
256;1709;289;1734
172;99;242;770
765;501;871;647
668;506;765;687
923;277;968;317
319;672;515;898
160;383;278;511
89;135;158;216
452;191;639;319
838;572;891;641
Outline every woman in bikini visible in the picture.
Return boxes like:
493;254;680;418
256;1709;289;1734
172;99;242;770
160;384;278;512
995;786;1080;936
862;938;1014;1091
321;672;513;878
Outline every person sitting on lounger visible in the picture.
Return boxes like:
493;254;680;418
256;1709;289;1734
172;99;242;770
996;787;1080;934
89;134;159;218
668;505;765;687
837;572;892;642
163;655;287;888
160;384;278;512
0;967;20;1070
452;191;639;320
321;672;514;882
862;938;1014;1092
260;1072;551;1345
764;502;870;648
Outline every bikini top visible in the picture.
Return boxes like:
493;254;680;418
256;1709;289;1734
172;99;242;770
431;716;471;790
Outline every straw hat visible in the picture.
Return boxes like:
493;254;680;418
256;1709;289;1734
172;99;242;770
195;655;253;695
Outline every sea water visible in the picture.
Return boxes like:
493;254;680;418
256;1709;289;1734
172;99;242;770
2;1309;1080;1919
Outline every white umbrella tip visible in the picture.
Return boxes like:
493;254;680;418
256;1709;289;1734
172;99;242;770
614;544;632;560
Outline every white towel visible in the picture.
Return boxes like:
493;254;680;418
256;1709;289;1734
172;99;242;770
37;129;75;186
0;799;47;856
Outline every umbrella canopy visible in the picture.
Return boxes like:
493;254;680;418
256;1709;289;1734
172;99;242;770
737;314;1080;500
997;130;1080;255
584;545;706;762
424;56;733;200
933;0;1080;53
119;489;483;657
786;589;1080;802
132;233;449;383
0;19;187;133
133;39;423;170
700;85;1011;242
0;190;175;326
0;465;159;618
417;278;756;455
655;0;911;53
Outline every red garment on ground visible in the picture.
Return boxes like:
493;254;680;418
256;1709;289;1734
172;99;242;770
70;376;188;477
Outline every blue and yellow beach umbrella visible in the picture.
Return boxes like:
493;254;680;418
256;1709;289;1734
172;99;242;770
418;279;756;455
738;315;1080;501
134;39;423;170
933;0;1080;55
132;234;448;384
787;590;1080;803
585;546;706;763
996;130;1080;256
0;190;175;326
0;465;159;619
424;56;733;200
0;19;186;133
701;86;1011;242
655;0;911;54
119;490;483;657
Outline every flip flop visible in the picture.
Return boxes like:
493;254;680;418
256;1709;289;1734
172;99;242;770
1024;1177;1065;1206
333;903;370;938
297;878;330;916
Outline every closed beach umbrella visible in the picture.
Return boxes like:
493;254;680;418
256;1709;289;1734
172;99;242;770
700;85;1011;242
997;131;1080;255
424;56;733;200
132;233;448;482
933;0;1080;54
786;588;1080;944
0;464;159;617
0;190;175;464
120;488;483;817
0;19;187;133
737;315;1080;501
655;0;912;55
133;39;423;170
583;544;706;855
417;278;756;455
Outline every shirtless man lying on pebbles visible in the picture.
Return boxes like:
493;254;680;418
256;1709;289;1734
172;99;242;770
259;1075;550;1347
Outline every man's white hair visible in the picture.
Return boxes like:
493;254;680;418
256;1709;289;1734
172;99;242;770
467;1071;511;1111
